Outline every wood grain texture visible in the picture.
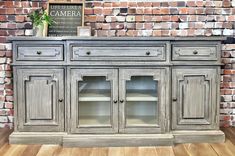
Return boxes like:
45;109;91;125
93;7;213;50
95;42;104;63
1;128;235;156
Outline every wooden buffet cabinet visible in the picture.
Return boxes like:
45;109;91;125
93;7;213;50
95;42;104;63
9;37;225;147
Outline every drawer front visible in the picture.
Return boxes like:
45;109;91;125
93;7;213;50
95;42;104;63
172;45;217;61
16;45;64;61
71;46;166;61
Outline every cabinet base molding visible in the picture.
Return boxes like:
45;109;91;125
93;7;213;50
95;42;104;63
173;130;225;144
63;134;174;147
9;132;66;145
9;131;225;146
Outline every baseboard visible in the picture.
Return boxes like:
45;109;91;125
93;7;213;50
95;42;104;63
173;130;225;144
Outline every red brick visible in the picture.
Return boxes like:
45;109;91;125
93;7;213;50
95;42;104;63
15;15;25;22
136;8;144;14
110;23;124;30
152;9;161;15
162;16;171;22
84;8;94;15
186;1;196;7
128;2;137;7
144;8;152;14
168;2;177;7
136;23;144;30
103;2;112;7
112;2;120;7
0;30;7;36
179;8;188;14
6;8;14;14
126;30;138;37
196;1;204;7
152;16;162;22
223;0;231;7
94;8;103;15
0;15;7;22
116;30;126;36
160;8;170;14
120;2;128;7
4;1;14;8
135;16;143;22
144;23;153;30
103;8;112;15
93;2;103;7
144;2;152;7
144;16;152;22
152;2;160;7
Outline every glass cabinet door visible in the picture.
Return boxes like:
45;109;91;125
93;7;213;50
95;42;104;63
119;69;168;133
70;69;118;133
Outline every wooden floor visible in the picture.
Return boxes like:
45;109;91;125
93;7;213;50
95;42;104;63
0;128;234;156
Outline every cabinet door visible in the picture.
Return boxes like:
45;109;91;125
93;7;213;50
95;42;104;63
172;68;218;130
119;69;168;133
17;68;64;132
70;69;118;133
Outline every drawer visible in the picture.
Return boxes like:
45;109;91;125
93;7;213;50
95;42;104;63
16;45;64;61
172;44;218;61
71;46;166;61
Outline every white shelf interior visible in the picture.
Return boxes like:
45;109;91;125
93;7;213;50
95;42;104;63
126;90;158;101
126;115;157;125
79;115;110;125
79;89;111;101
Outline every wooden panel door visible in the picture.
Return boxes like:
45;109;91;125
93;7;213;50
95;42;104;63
16;68;64;132
172;67;218;130
119;68;169;133
70;68;118;133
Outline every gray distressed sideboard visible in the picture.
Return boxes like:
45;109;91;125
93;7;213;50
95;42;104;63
9;37;225;147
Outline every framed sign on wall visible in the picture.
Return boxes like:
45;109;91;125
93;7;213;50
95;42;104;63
46;1;84;36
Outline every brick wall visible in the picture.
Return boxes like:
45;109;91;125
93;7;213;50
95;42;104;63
0;0;234;128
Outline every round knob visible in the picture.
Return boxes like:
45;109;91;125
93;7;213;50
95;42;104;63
58;99;63;102
146;51;150;55
120;100;124;103
193;50;198;55
172;98;177;102
36;51;42;55
113;100;118;104
86;51;91;55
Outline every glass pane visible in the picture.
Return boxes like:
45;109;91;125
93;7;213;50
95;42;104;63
126;76;158;125
78;76;111;126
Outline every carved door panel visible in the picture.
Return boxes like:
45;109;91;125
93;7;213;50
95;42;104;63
119;68;169;133
17;68;64;132
172;67;218;130
70;68;118;133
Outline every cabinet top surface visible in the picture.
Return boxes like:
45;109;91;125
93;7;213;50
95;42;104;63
8;36;226;41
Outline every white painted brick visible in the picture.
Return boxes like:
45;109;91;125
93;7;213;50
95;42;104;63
25;29;34;36
232;0;235;7
0;58;6;64
141;30;153;36
0;116;8;122
223;29;234;36
0;71;5;78
8;116;13;123
179;23;188;29
126;16;135;22
0;101;4;109
212;29;222;35
113;8;120;16
116;16;125;22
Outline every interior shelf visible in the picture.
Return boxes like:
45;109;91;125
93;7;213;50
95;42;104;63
79;115;110;125
126;90;158;101
79;89;111;101
126;115;157;125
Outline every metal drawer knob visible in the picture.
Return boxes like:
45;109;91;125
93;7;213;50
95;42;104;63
86;51;91;55
36;51;42;55
113;100;118;104
193;50;198;55
120;100;124;103
146;51;151;55
58;99;63;102
172;98;177;102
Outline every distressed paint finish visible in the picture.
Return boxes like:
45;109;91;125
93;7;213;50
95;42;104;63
9;37;224;146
